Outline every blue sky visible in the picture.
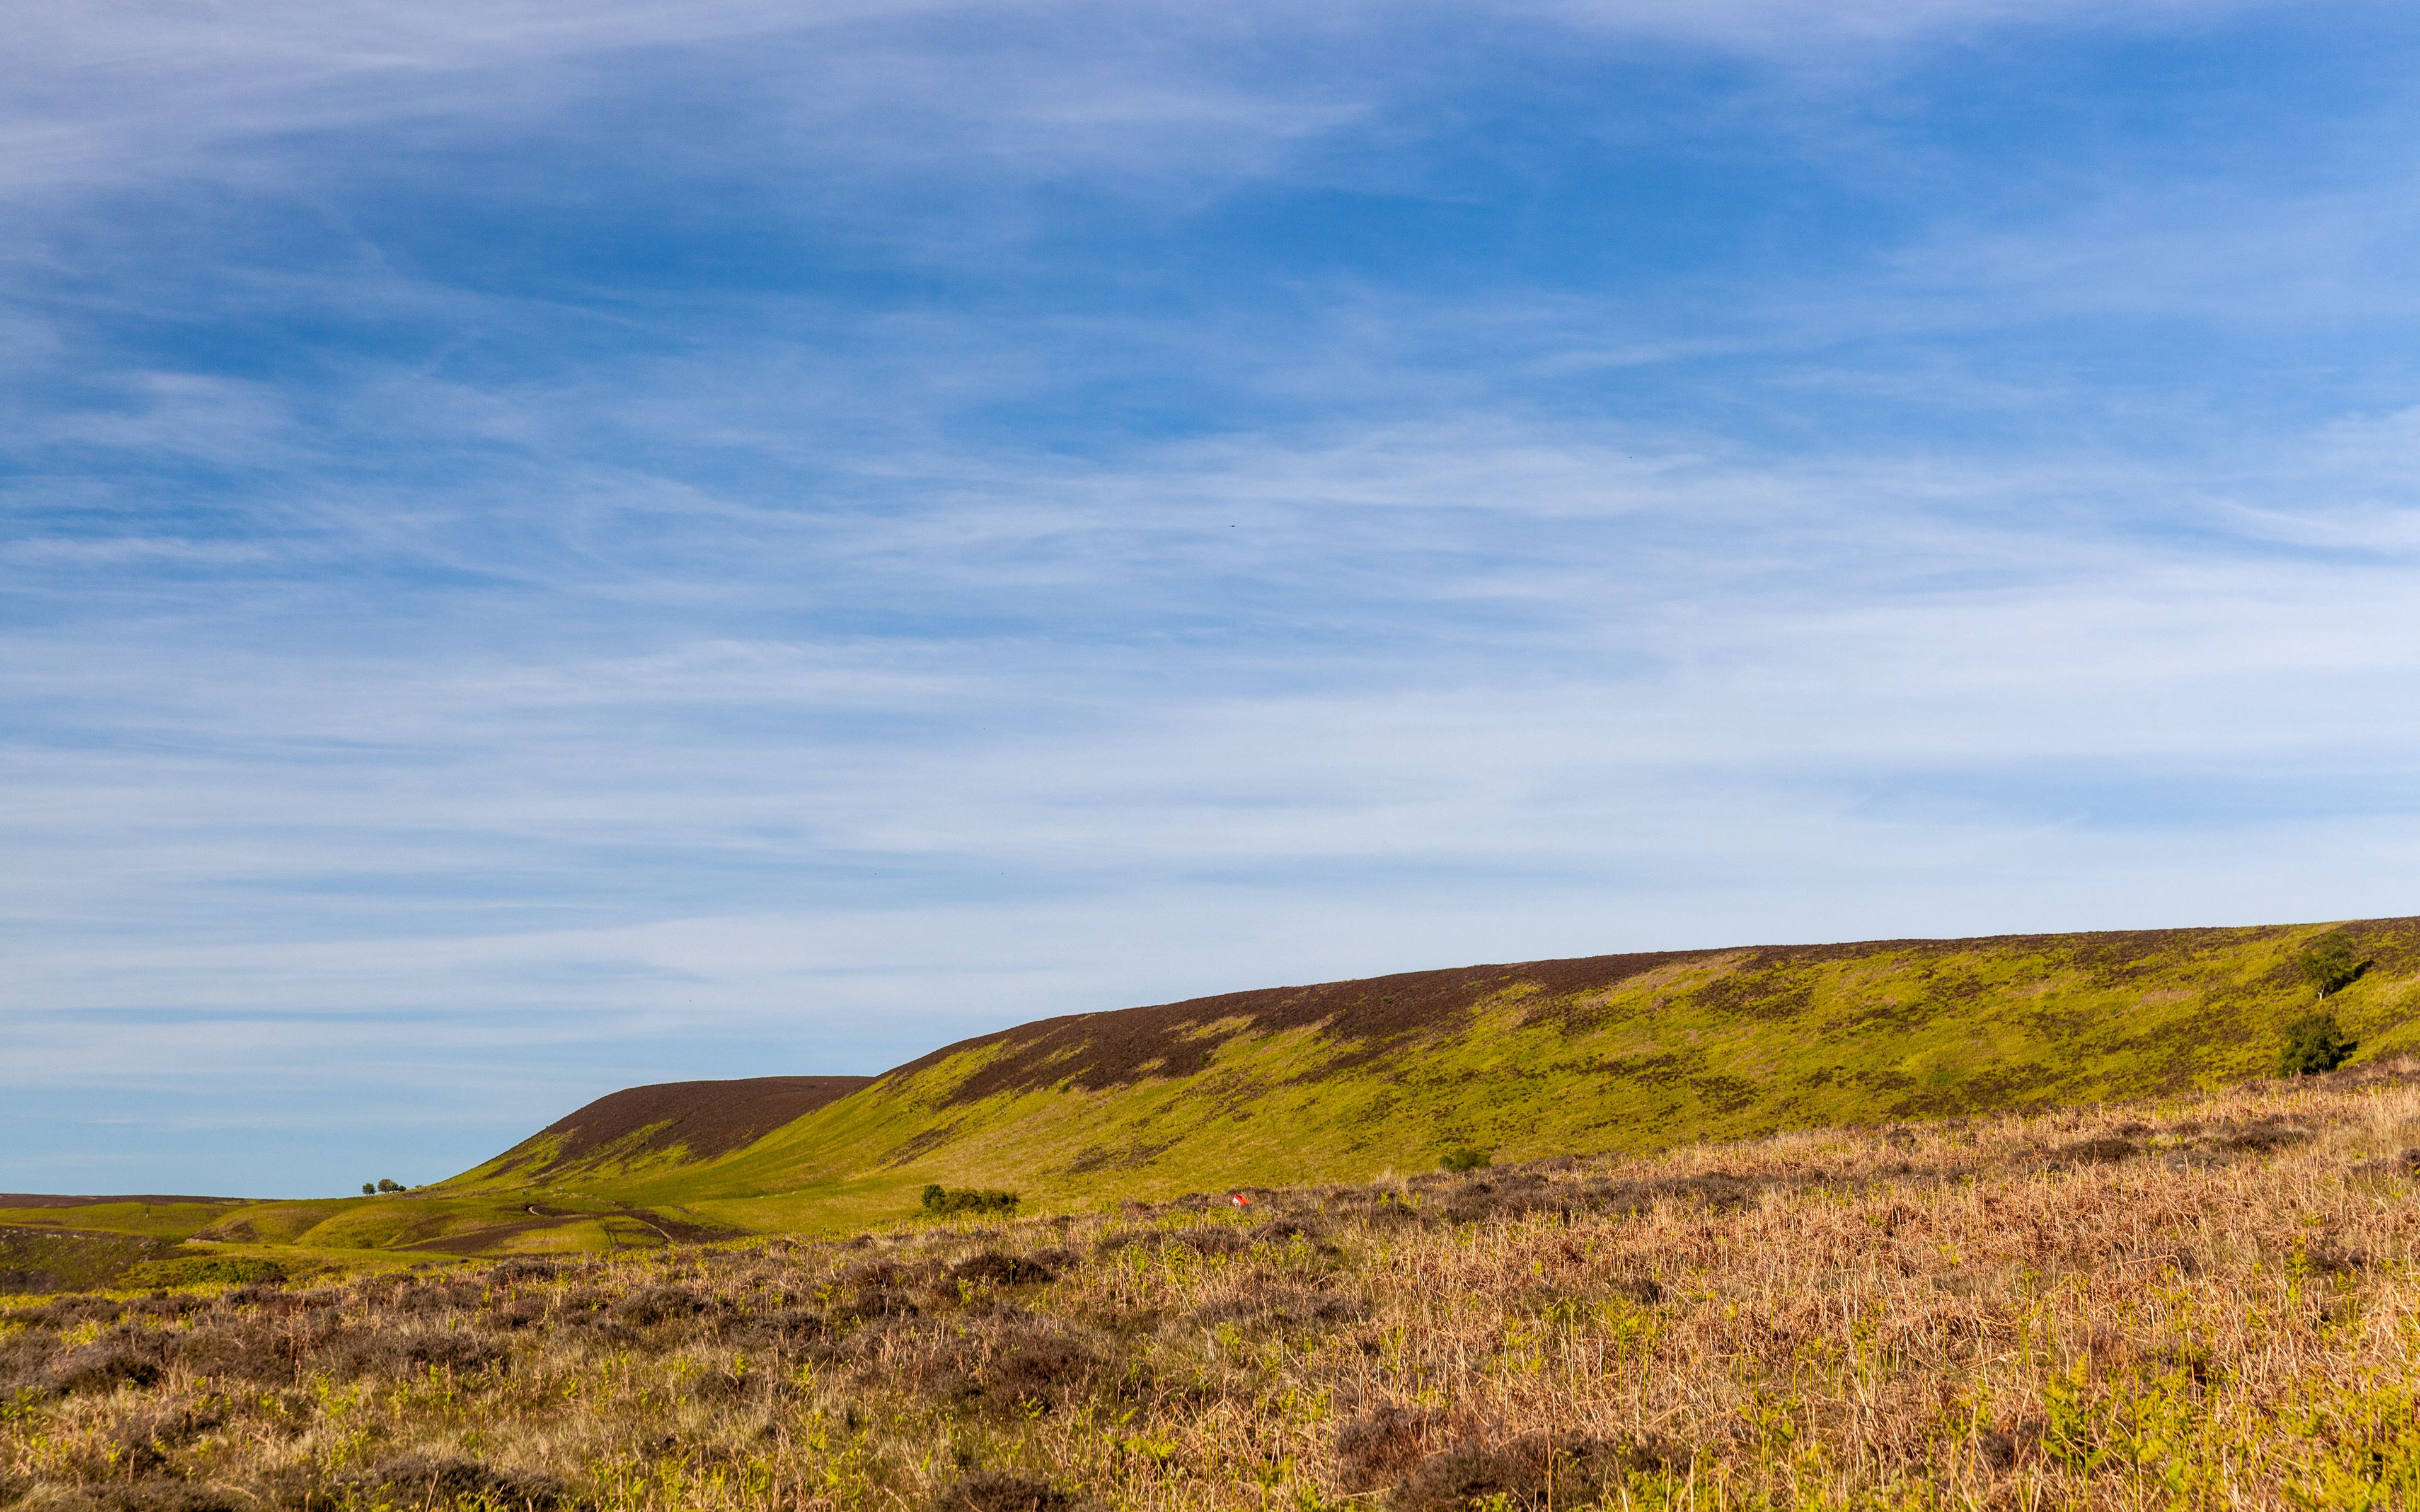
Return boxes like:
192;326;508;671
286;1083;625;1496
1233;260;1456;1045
9;0;2420;1195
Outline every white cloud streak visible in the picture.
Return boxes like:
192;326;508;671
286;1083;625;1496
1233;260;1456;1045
0;0;2320;210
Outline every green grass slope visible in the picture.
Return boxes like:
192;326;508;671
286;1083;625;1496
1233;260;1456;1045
0;1196;249;1242
459;917;2420;1235
0;1227;183;1294
0;1198;323;1293
156;917;2420;1263
178;1078;873;1263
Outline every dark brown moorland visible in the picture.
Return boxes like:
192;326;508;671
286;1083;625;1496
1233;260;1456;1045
480;1076;876;1181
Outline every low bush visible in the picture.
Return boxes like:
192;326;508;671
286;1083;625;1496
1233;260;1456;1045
920;1185;1020;1218
1439;1146;1492;1173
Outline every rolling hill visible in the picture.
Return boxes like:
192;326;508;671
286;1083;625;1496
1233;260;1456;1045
17;916;2416;1273
517;917;2419;1232
462;1075;875;1186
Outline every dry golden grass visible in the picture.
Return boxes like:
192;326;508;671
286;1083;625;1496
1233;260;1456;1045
12;1064;2420;1512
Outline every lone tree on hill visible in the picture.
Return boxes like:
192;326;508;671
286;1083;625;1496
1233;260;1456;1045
2278;1011;2354;1077
360;1183;375;1195
2296;931;2365;1000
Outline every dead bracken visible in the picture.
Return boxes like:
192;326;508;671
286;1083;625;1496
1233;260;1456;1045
10;1067;2420;1509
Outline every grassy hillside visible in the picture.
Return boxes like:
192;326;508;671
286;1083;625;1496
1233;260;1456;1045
12;1062;2420;1510
0;1198;246;1245
472;917;2420;1232
100;917;2420;1262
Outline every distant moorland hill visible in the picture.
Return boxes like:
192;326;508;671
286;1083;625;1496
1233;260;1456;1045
5;917;2415;1276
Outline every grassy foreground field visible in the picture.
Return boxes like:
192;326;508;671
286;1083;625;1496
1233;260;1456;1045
11;1062;2420;1511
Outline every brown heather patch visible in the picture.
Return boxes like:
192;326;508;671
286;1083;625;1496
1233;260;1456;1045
480;1077;876;1183
17;1068;2420;1508
0;1201;234;1213
888;951;1712;1104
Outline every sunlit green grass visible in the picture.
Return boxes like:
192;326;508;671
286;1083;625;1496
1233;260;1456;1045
507;920;2420;1230
47;919;2418;1271
0;1201;245;1242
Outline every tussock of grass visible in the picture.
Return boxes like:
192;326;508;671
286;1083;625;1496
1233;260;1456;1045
13;1063;2420;1509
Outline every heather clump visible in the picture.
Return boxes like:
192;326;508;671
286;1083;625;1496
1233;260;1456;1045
1386;1432;1664;1511
923;1470;1092;1512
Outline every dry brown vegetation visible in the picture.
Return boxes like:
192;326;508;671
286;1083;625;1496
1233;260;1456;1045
481;1080;877;1188
13;1065;2420;1512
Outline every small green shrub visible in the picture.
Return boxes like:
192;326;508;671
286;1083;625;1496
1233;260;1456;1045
921;1184;1020;1218
2278;1011;2354;1077
1439;1146;1492;1173
376;1179;404;1193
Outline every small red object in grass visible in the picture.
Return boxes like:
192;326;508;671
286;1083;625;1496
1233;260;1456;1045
1229;1193;1252;1208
